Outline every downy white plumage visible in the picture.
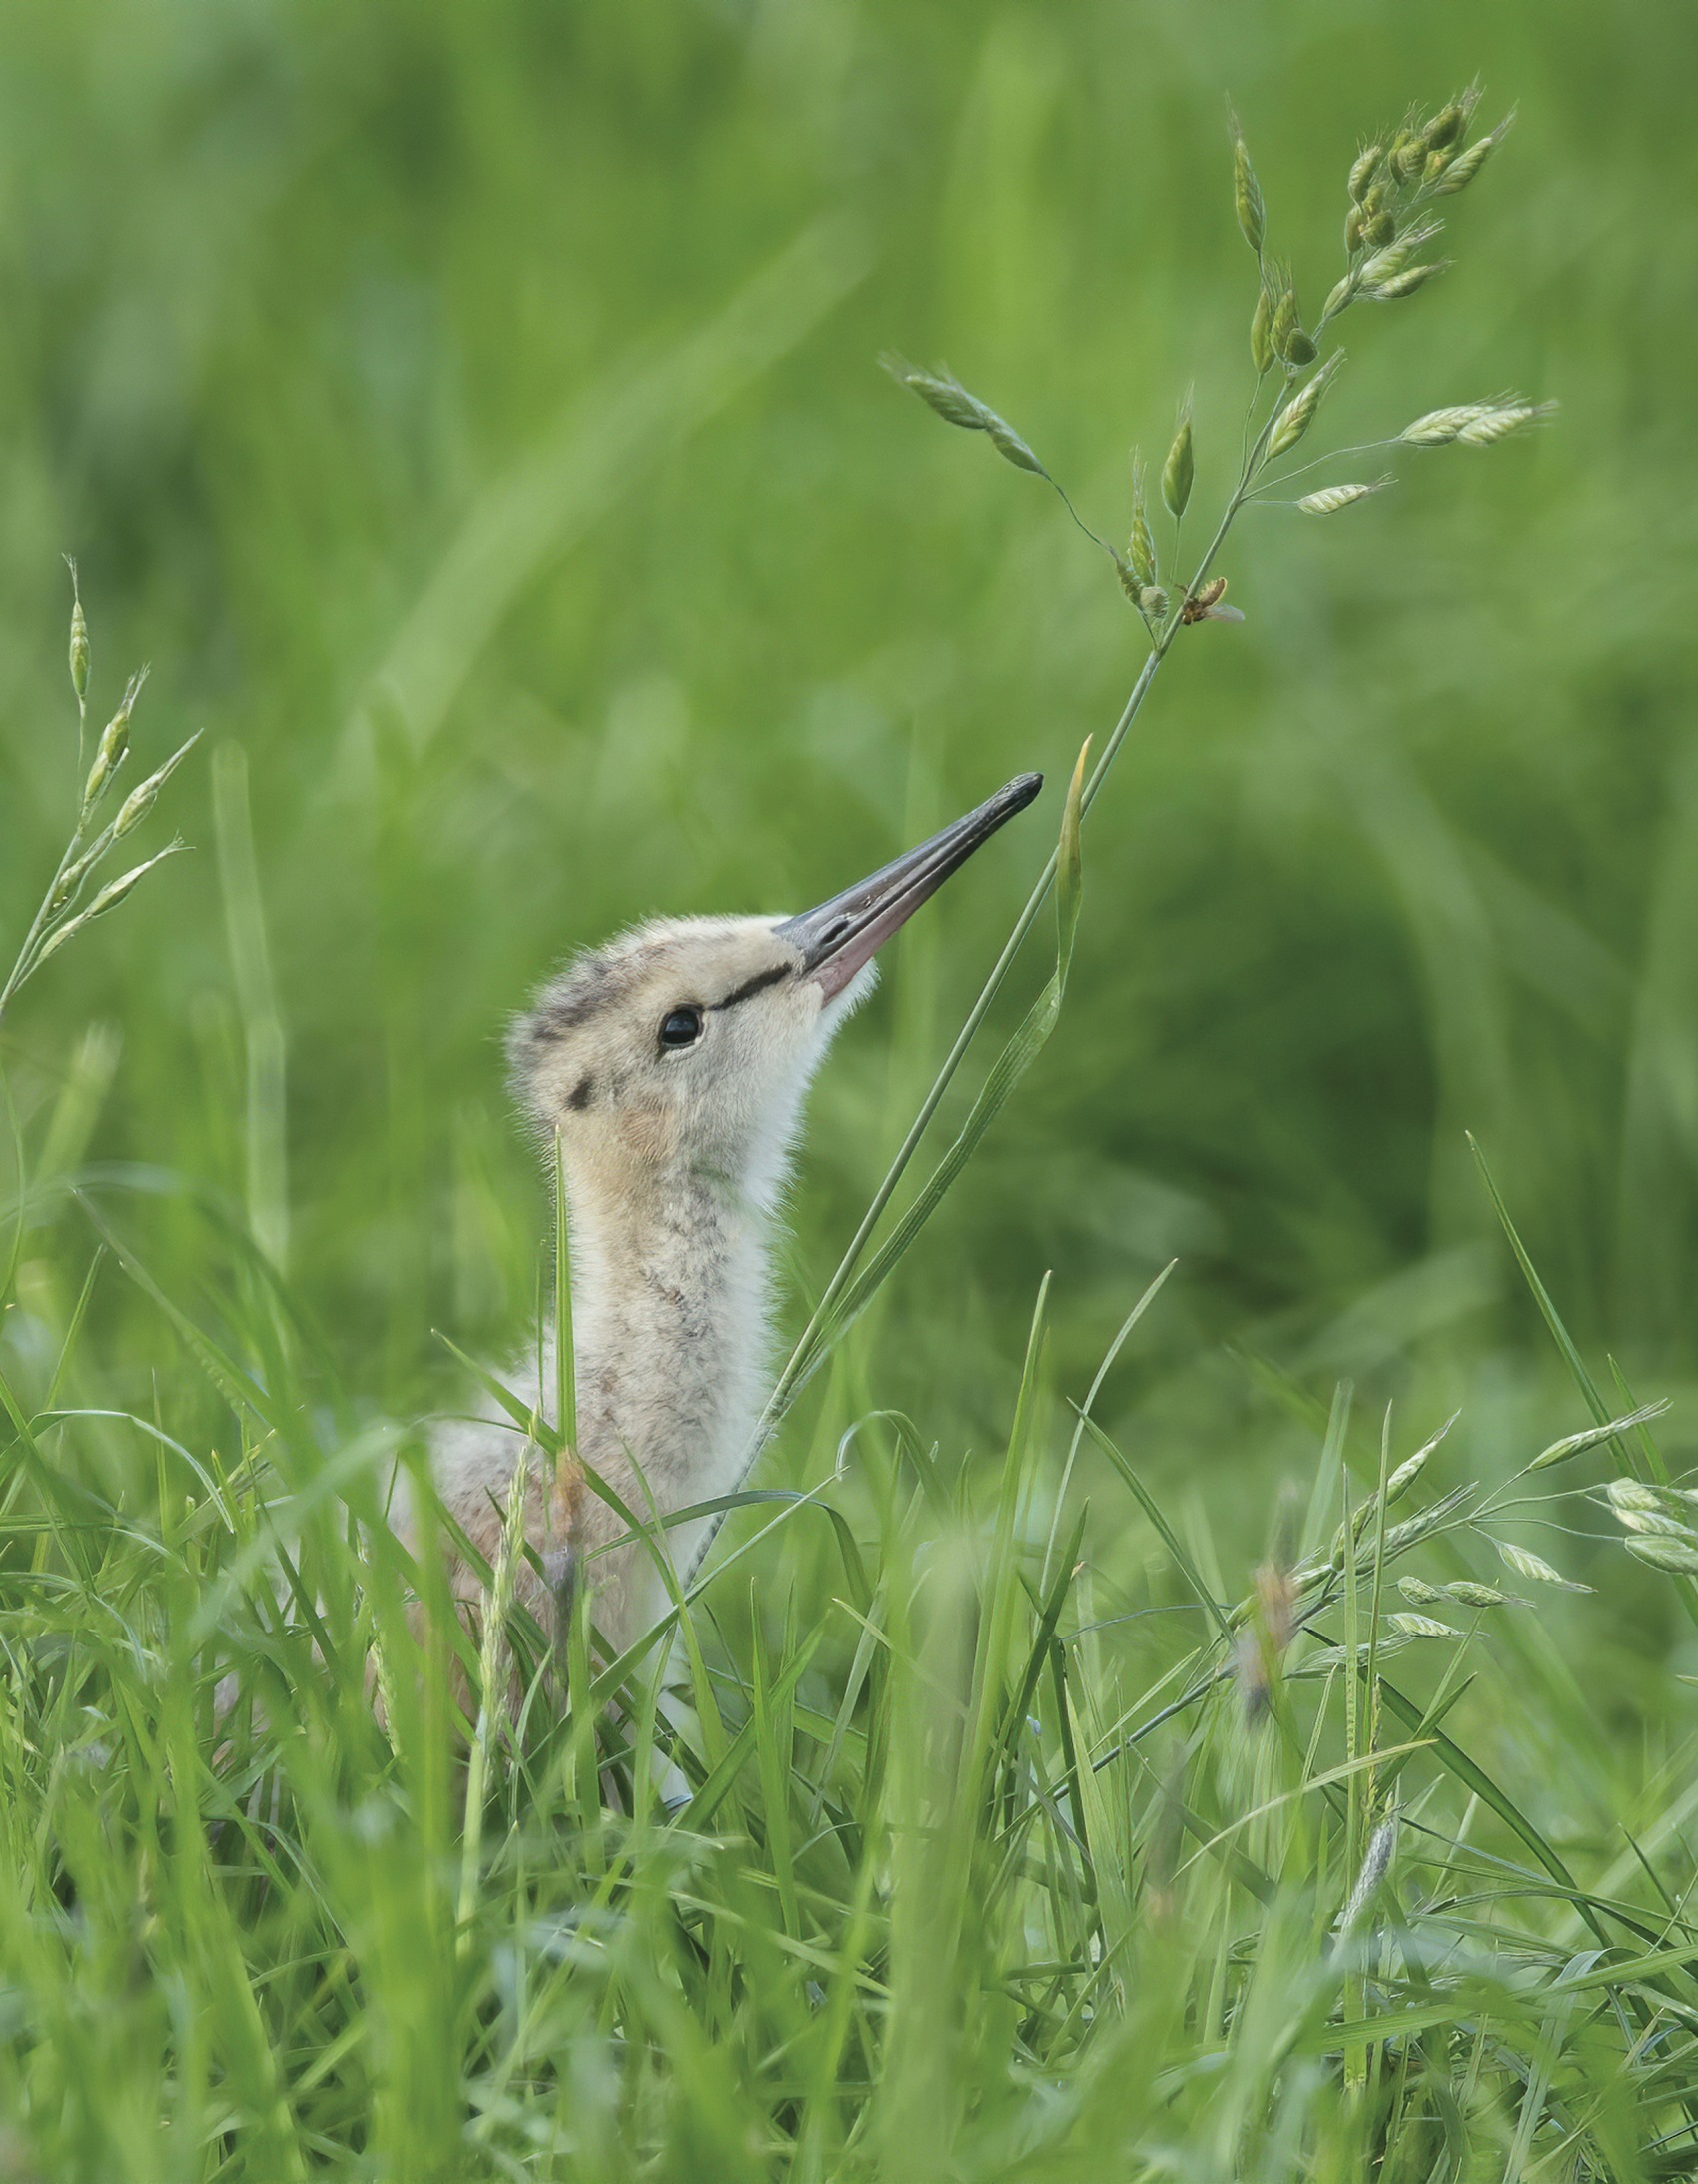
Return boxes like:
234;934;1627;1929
414;772;1042;1655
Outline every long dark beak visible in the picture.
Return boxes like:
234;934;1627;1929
775;772;1043;1000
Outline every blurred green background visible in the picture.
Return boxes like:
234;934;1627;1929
2;1;1695;1638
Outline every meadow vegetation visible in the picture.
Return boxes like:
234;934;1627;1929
2;3;1698;2175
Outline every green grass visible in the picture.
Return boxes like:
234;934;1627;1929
2;0;1698;2173
4;1225;1698;2176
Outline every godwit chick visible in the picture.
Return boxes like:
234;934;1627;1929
420;772;1042;1656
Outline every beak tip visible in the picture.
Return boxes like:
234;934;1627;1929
779;766;1046;985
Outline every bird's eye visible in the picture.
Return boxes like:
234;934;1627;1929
659;1006;704;1050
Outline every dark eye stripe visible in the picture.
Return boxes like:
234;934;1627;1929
714;964;791;1011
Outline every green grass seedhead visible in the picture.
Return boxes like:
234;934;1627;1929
1527;1398;1669;1471
1293;478;1389;515
1346;142;1382;203
1433;114;1514;194
0;593;194;1031
1229;107;1266;258
1627;1536;1698;1575
26;843;188;971
1161;403;1195;520
113;730;201;841
1269;264;1301;360
1370;258;1449;299
879;354;1048;478
1250;276;1275;372
1456;399;1557;444
1268;354;1344;458
1125;453;1158;586
65;560;88;705
1495;1539;1593;1592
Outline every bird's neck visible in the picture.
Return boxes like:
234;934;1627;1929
562;1143;781;1562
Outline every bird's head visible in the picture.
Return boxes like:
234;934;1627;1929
509;772;1042;1197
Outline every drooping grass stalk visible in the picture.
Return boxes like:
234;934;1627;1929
752;95;1542;1467
0;572;197;1037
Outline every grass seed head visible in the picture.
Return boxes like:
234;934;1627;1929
1445;1581;1518;1609
881;354;986;430
1162;406;1194;519
1392;130;1426;183
881;355;1049;476
1433;119;1512;196
1127;455;1157;584
1399;404;1491;447
30;843;186;968
1424;103;1467;153
1496;1539;1592;1592
1295;479;1387;516
1397;1576;1445;1605
1117;560;1170;625
114;777;161;839
1614;1506;1695;1540
1603;1479;1698;1519
1230;112;1265;256
114;731;202;840
1251;283;1274;374
66;560;89;703
1268;266;1299;361
1455;401;1556;445
1388;1612;1456;1638
1385;1410;1457;1501
1347;144;1382;205
1361;223;1442;285
985;416;1045;475
1268;353;1343;458
79;667;149;815
1626;1536;1698;1576
1317;1482;1473;1579
47;837;104;914
1528;1396;1667;1471
1371;261;1450;301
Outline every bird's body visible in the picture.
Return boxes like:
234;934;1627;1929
428;916;837;1651
409;775;1042;1658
